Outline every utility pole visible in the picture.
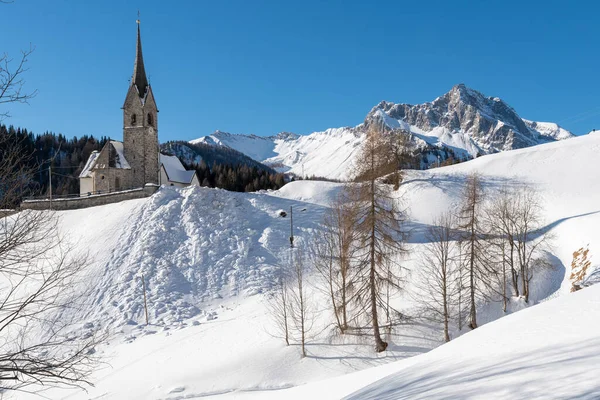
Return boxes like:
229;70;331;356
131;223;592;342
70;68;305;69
48;165;52;210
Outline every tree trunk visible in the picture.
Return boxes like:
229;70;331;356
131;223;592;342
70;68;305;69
502;243;507;313
468;204;477;330
510;242;519;297
443;266;450;342
370;160;387;353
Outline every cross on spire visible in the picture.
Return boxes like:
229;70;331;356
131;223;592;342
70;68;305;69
131;13;149;98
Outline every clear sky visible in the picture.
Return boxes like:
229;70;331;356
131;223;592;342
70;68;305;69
2;0;599;142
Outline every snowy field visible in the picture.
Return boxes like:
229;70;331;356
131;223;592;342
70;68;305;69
14;132;600;399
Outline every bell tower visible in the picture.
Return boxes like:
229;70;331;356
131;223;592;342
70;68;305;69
122;18;159;188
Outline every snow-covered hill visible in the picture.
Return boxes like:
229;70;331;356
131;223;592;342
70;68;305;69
190;84;574;180
15;131;600;400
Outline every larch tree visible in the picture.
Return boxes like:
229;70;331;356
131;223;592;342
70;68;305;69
456;173;485;330
352;126;407;352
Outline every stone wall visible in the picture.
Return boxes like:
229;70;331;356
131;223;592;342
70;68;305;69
21;185;159;211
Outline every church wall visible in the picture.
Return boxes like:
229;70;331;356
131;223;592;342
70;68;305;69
92;168;133;193
80;177;94;196
22;185;159;211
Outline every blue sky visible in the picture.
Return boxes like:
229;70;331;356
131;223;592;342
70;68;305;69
2;0;599;141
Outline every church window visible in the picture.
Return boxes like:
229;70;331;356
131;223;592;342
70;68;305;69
101;175;105;180
147;113;154;126
131;114;137;125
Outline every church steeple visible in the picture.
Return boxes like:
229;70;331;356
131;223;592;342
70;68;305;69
132;20;149;98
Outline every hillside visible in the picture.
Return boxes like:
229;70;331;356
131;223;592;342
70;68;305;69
14;131;600;399
190;84;574;180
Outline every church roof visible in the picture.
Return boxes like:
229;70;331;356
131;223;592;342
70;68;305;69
132;23;149;99
160;154;197;184
79;141;131;178
79;150;100;178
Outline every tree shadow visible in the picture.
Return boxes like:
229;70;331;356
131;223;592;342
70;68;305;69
344;337;600;399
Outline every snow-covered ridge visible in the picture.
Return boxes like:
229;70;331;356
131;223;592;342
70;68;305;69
190;84;574;181
21;131;600;399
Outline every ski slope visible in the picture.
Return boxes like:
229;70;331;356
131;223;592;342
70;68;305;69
13;132;600;399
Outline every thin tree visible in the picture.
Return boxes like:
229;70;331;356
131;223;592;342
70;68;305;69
267;270;291;346
312;189;360;334
288;250;313;358
353;126;407;352
511;187;548;303
456;173;484;330
415;212;457;342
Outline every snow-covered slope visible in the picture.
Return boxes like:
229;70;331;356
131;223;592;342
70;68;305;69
15;131;600;400
190;85;574;180
232;283;600;400
343;283;600;400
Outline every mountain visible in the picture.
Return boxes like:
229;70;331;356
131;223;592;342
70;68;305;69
190;84;574;180
366;83;574;155
23;130;600;399
161;140;278;173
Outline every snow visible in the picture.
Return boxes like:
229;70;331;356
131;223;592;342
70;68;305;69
523;119;575;141
191;131;280;161
160;154;196;184
191;128;364;180
79;150;100;178
189;116;573;182
79;141;131;178
343;284;600;400
110;140;131;169
12;132;600;399
269;180;344;206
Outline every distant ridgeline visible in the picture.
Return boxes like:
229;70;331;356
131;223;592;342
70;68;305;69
0;125;286;200
161;141;286;192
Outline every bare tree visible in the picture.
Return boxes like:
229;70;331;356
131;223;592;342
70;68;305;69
0;133;101;393
511;187;548;303
414;212;458;342
1;47;37;121
352;126;407;352
312;189;360;334
267;271;291;346
456;173;485;330
484;185;551;304
288;250;313;358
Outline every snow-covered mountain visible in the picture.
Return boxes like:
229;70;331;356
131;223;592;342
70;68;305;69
190;84;574;180
16;129;600;399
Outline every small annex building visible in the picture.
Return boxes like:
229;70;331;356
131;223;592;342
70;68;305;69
79;20;198;196
160;154;200;187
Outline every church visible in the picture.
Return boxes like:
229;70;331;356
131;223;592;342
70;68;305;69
79;22;198;196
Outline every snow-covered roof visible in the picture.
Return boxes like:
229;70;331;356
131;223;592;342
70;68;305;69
160;153;197;184
78;141;131;178
110;141;131;169
79;150;100;178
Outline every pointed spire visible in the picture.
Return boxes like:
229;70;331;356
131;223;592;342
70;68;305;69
132;19;149;98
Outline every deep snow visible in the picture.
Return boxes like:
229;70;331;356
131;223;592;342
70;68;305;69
13;132;600;399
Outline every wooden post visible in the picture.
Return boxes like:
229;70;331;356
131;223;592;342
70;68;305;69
48;165;52;210
142;274;149;325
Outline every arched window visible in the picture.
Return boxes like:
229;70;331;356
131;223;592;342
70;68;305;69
147;113;154;127
131;113;137;125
